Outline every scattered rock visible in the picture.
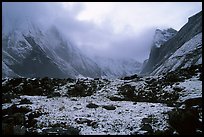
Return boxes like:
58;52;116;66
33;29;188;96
140;124;153;134
184;97;202;109
142;117;152;124
71;98;78;101
173;86;183;92
26;110;43;128
75;117;97;128
118;84;135;100
26;118;38;128
122;74;139;80
94;78;99;80
20;98;32;104
86;103;99;108
102;105;116;110
109;96;124;101
68;81;96;97
59;106;65;111
5;104;32;115
47;92;61;98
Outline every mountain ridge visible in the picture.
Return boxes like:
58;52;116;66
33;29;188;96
141;11;202;75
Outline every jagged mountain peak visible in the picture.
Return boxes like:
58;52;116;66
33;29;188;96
153;28;177;48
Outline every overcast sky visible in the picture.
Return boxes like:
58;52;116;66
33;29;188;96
2;2;202;62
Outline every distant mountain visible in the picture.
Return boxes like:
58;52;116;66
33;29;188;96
94;57;142;78
141;11;202;75
2;22;101;78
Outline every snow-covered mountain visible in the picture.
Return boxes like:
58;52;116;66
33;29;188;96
141;11;202;75
2;20;143;79
2;22;101;78
94;57;142;78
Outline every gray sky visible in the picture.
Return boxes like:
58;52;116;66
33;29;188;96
2;2;202;62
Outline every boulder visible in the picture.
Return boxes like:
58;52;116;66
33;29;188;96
102;105;116;110
168;108;202;135
86;103;99;108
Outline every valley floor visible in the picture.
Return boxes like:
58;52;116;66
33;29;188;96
2;65;202;135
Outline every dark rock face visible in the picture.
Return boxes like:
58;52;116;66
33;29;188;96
141;11;202;75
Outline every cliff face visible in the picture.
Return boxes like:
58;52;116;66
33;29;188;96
141;28;177;74
141;11;202;75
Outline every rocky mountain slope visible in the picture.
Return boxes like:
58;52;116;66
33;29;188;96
2;21;143;79
141;11;202;75
2;23;102;79
2;64;202;135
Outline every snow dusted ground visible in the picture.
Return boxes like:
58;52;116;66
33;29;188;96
2;65;202;135
18;91;173;135
20;97;171;134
